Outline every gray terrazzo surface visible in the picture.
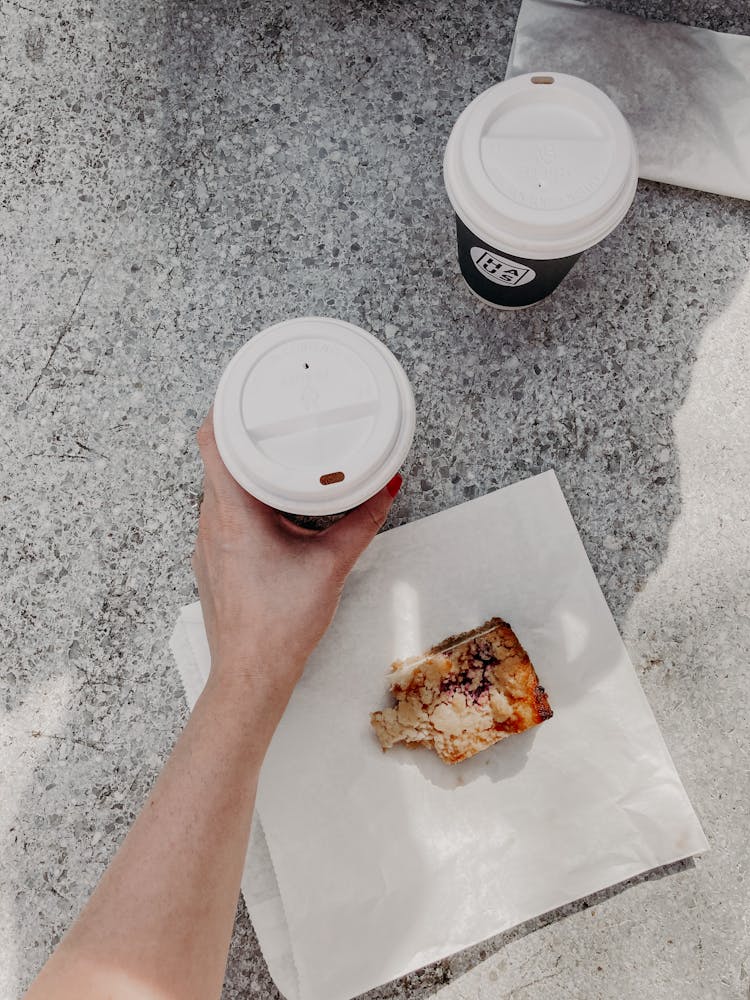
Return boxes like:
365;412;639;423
1;1;749;998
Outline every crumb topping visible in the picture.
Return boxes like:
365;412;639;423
371;618;552;764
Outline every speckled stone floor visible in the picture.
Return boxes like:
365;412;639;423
1;1;749;999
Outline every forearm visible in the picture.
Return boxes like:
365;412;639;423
26;669;277;1000
24;412;395;1000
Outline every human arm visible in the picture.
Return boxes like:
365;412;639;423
25;412;401;1000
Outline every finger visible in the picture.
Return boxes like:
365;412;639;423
196;407;235;493
323;474;402;571
196;408;275;522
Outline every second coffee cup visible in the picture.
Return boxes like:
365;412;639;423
444;72;639;309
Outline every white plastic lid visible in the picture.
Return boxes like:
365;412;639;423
444;72;639;260
213;317;416;516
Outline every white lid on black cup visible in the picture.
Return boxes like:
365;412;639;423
444;72;639;260
213;317;416;516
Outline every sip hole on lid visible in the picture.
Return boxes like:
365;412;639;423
531;75;555;84
320;471;345;486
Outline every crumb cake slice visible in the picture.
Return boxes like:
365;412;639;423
370;617;552;764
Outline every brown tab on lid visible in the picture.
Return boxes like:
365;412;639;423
320;471;345;486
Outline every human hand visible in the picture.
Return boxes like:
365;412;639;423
192;410;402;736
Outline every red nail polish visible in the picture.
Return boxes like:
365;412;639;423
386;473;403;498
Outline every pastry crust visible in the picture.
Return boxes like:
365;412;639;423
370;617;552;764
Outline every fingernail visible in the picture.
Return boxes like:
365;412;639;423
386;473;403;498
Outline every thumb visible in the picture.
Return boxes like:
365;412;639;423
324;474;403;571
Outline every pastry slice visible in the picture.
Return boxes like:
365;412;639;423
370;617;552;764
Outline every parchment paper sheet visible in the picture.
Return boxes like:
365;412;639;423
506;0;750;200
170;470;707;1000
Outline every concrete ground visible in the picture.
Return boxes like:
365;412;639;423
1;1;749;998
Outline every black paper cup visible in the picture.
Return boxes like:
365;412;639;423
455;214;582;309
444;73;638;310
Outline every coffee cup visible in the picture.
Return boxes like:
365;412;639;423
444;72;638;309
213;317;416;527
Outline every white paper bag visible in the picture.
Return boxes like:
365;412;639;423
506;0;750;200
171;470;707;1000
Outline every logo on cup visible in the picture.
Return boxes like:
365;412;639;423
470;247;536;287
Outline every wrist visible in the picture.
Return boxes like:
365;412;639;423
202;654;302;746
197;678;276;762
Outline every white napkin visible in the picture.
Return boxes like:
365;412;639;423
506;0;750;200
170;470;707;1000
